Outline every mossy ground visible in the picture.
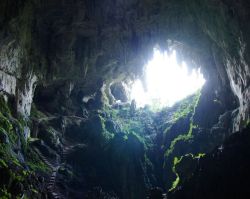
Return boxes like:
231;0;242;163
100;91;204;192
0;89;223;196
0;97;49;198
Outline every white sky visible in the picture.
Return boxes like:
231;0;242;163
130;49;205;108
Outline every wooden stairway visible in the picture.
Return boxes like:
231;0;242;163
33;147;65;199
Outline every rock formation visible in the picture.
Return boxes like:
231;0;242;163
0;0;249;198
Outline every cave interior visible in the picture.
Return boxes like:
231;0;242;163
0;0;250;198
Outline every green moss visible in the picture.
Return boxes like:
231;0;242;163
0;104;27;153
0;144;40;197
165;121;197;158
0;97;24;146
169;156;183;191
0;187;11;199
165;132;193;158
169;153;205;191
102;129;115;141
129;131;146;147
164;121;200;158
162;91;201;137
164;91;201;158
10;170;28;183
0;97;11;115
170;175;180;191
173;91;201;121
0;97;46;197
0;159;8;168
26;148;51;173
194;153;206;159
173;101;193;121
99;114;115;143
0;112;13;136
0;97;43;196
0;143;23;169
162;91;204;190
106;104;154;137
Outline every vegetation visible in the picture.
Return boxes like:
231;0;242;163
172;91;201;121
102;92;206;193
159;91;205;190
26;147;50;173
0;97;47;198
164;91;201;157
169;156;182;191
169;153;206;191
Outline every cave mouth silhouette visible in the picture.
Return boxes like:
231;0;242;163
130;48;206;109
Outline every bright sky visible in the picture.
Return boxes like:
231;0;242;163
130;49;205;108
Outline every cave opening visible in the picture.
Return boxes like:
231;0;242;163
0;0;250;198
130;48;206;109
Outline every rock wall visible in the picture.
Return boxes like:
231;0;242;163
0;0;248;129
0;0;248;169
0;40;21;96
0;0;250;198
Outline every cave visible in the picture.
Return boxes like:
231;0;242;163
0;0;250;199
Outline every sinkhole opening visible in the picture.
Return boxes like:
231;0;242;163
130;49;206;109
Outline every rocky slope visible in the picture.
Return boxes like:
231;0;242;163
168;124;250;199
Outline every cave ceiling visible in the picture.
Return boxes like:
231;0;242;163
0;0;249;122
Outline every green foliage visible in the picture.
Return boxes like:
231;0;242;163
165;132;193;158
102;129;115;142
124;120;144;135
162;91;201;137
165;94;200;157
0;96;46;197
129;131;147;149
194;153;206;159
0;97;26;146
104;93;204;193
0;144;40;197
162;91;204;190
0;159;8;168
0;112;14;138
106;104;154;136
169;153;205;191
0;187;11;199
26;147;51;173
170;175;180;192
0;143;26;173
0;96;11;115
164;91;201;157
173;101;193;121
104;105;156;155
0;97;28;154
173;91;201;121
169;156;183;191
10;169;29;183
99;114;115;143
149;99;164;112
